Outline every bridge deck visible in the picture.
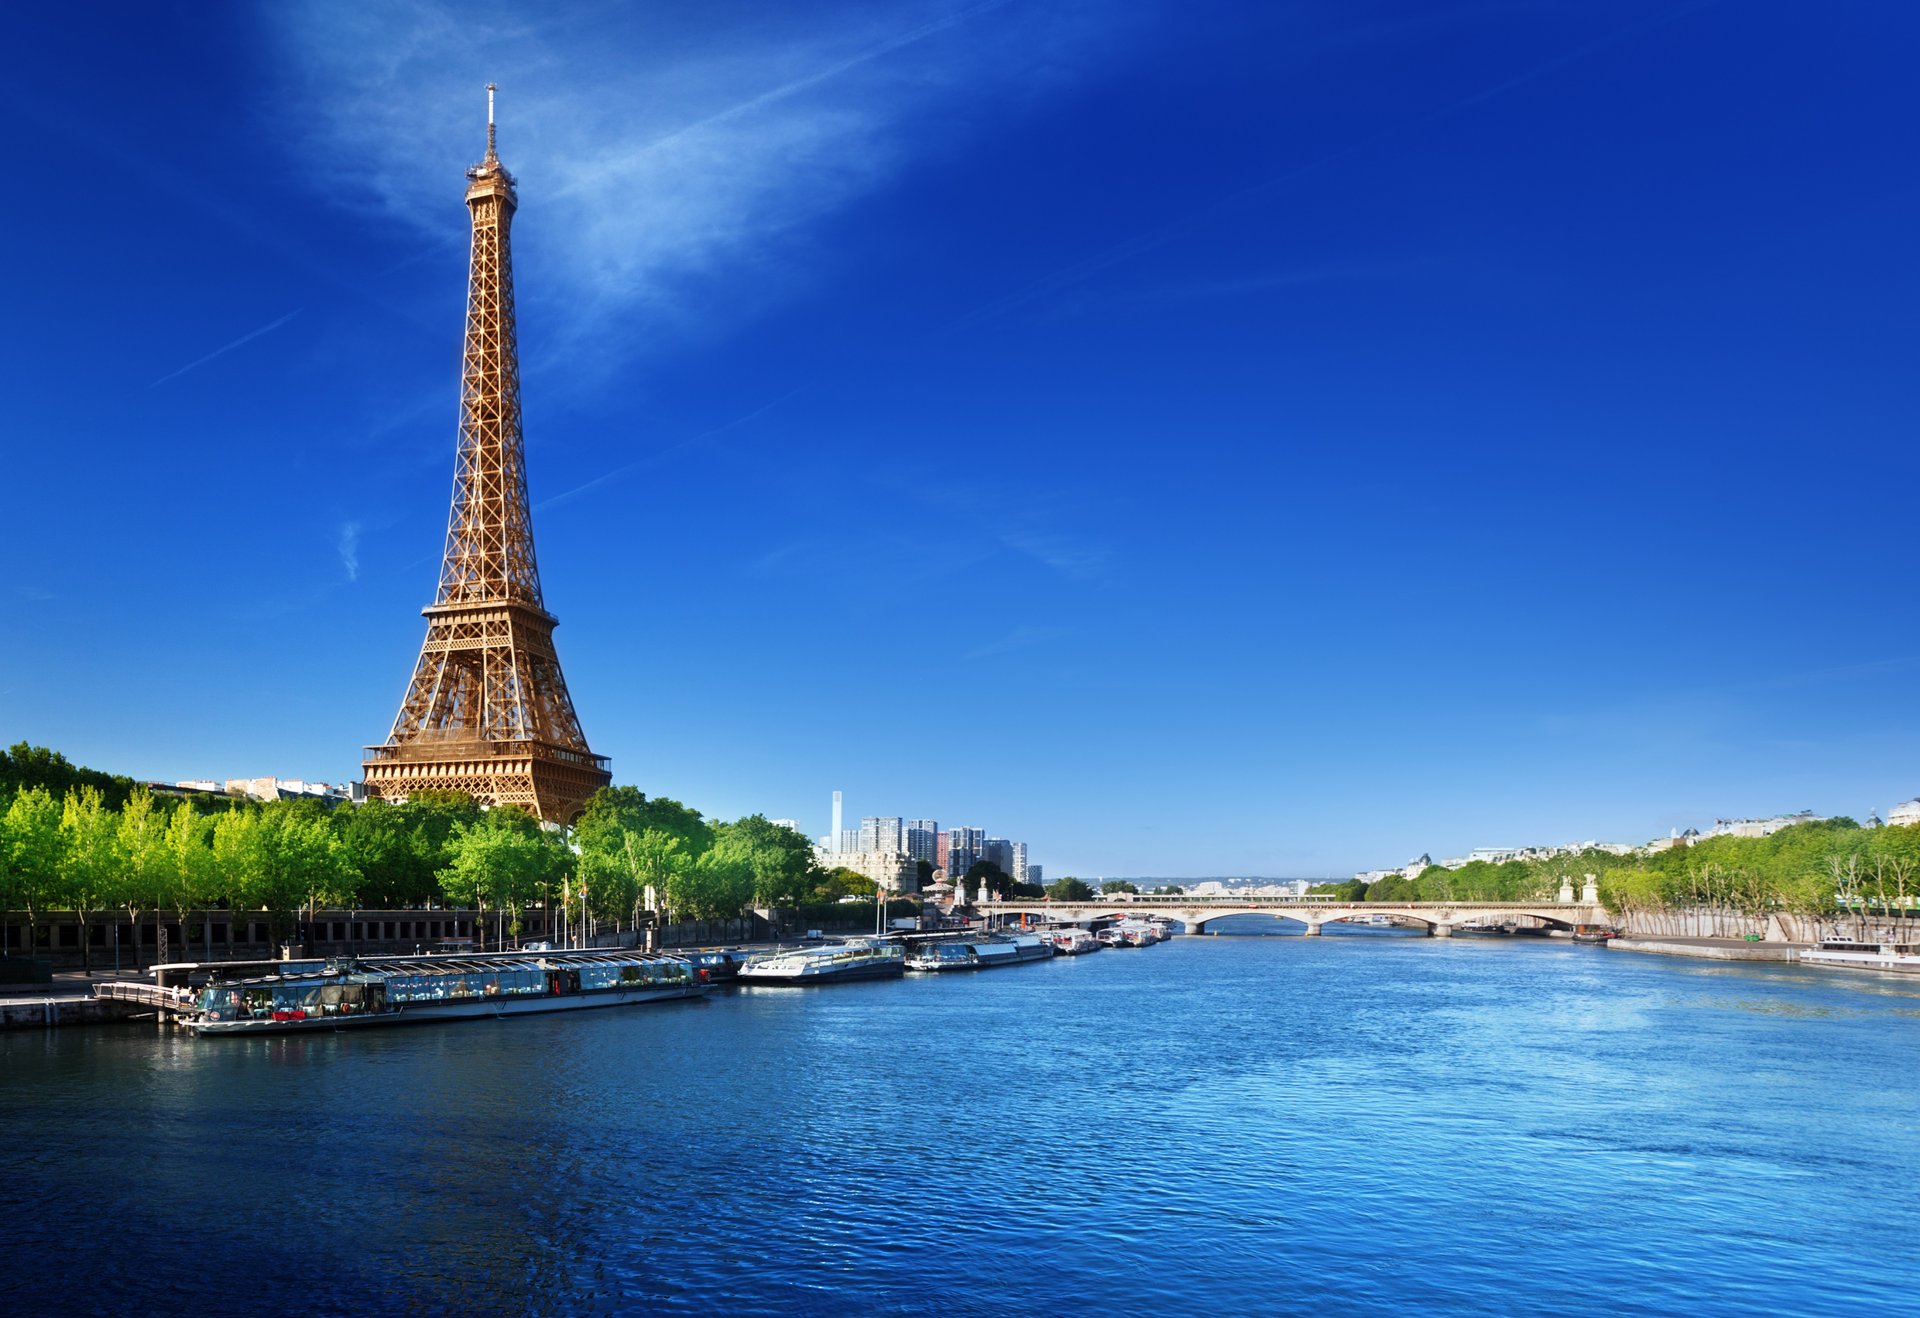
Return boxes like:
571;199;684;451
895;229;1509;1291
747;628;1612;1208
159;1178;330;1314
92;981;196;1015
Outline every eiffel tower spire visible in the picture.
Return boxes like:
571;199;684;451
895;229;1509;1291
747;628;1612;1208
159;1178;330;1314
363;87;611;822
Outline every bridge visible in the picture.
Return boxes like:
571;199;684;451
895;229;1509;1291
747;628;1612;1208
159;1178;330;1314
91;980;197;1016
973;894;1613;937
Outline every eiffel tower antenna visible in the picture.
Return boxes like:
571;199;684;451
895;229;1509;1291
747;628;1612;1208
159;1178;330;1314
363;87;612;822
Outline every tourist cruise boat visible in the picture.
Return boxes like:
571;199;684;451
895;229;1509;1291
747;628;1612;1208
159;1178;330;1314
737;939;905;985
1801;939;1920;974
905;933;1055;972
184;950;704;1036
1044;929;1100;955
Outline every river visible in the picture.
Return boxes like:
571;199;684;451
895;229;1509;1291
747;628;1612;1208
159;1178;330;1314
4;928;1917;1316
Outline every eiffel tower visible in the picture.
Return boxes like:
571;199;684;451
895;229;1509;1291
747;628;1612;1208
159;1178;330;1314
363;87;611;822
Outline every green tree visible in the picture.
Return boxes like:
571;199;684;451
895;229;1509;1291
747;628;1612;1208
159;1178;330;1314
1046;877;1094;901
964;860;1011;897
115;788;172;969
58;787;126;975
672;848;755;923
1102;880;1139;895
438;812;560;949
336;799;442;908
1363;875;1417;902
1;786;64;959
813;866;879;902
714;815;818;911
0;743;138;811
163;801;220;959
616;828;686;929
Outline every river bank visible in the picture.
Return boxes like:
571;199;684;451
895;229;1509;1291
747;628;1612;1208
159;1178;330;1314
1608;934;1803;963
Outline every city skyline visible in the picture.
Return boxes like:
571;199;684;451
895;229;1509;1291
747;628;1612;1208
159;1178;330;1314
6;3;1920;874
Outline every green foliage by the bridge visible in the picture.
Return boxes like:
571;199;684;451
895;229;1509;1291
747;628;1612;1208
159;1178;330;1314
1350;824;1920;927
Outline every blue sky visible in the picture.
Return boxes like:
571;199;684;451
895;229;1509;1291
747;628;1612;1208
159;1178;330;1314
4;1;1918;877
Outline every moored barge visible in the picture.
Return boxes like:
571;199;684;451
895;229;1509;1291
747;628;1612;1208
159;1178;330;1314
905;933;1055;972
737;939;905;984
184;949;705;1036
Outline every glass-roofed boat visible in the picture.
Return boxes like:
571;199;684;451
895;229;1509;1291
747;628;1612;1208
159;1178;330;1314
184;950;706;1036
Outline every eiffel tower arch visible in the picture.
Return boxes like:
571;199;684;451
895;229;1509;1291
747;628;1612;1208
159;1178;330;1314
363;87;611;822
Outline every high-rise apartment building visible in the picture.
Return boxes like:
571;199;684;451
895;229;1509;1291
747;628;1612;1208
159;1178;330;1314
837;829;860;854
935;831;951;876
1011;841;1028;884
860;816;904;853
984;838;1013;874
947;826;985;879
906;820;938;865
1027;864;1043;886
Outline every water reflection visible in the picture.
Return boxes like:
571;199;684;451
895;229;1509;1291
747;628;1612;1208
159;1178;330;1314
5;941;1919;1316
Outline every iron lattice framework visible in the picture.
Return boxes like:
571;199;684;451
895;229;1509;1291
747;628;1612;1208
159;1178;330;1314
364;90;611;821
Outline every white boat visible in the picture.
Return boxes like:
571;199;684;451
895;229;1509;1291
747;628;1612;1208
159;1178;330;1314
1109;919;1161;946
1045;930;1100;955
738;939;905;985
907;933;1054;972
1801;939;1920;974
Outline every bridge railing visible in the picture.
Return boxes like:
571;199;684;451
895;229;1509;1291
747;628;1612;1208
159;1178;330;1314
977;898;1584;910
92;981;196;1014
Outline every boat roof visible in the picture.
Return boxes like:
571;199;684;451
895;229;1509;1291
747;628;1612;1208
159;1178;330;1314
201;949;690;984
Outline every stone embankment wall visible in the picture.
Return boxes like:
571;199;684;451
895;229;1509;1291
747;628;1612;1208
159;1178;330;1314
0;996;139;1030
1618;908;1918;944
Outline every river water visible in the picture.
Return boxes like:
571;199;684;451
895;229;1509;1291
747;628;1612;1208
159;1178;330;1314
5;928;1918;1317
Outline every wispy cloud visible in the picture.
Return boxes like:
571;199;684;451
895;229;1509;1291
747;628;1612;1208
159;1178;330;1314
337;522;362;582
1124;261;1415;306
999;529;1109;582
264;2;1143;361
962;624;1071;662
150;310;299;387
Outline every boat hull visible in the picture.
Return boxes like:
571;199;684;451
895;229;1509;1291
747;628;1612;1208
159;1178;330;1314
187;984;707;1036
738;962;905;985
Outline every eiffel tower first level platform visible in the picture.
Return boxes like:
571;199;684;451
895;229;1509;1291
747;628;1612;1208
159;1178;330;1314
363;87;611;822
363;598;612;821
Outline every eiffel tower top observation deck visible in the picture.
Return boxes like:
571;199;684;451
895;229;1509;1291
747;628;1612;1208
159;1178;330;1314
363;86;611;822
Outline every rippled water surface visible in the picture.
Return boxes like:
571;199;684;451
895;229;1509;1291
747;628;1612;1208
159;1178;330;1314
7;931;1920;1316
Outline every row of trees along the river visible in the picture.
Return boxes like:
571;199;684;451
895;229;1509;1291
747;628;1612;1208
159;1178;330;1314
0;745;885;970
1305;817;1920;938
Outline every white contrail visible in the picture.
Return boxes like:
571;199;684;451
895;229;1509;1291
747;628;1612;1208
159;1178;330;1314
536;391;798;512
150;310;300;387
641;0;1014;155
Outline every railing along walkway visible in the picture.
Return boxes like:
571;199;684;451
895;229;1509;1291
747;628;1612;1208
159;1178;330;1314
92;981;195;1014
